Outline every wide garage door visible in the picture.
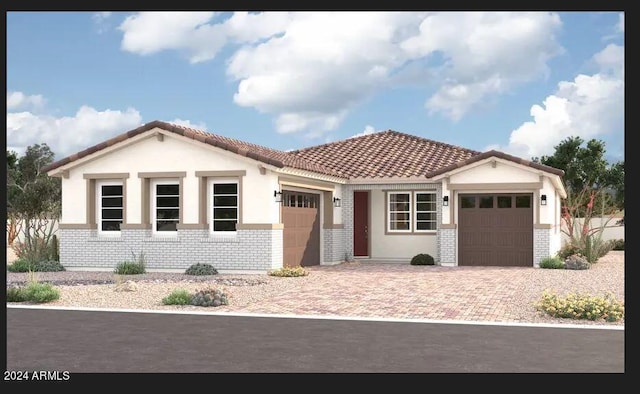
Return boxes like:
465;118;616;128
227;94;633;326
458;193;533;267
282;191;320;267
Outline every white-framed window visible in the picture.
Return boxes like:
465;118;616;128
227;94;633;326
414;191;437;232
97;181;123;235
387;191;437;233
388;192;412;232
152;180;180;234
209;179;238;233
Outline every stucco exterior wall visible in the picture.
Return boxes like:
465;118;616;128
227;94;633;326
61;129;280;226
343;183;441;262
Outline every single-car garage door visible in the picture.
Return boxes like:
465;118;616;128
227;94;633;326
282;191;320;267
458;193;533;267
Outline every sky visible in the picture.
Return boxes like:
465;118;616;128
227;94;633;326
7;11;625;164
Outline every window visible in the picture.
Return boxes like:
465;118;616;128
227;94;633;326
516;195;531;208
212;181;238;232
479;196;494;208
460;196;476;208
415;192;436;231
497;196;512;208
98;182;123;233
387;191;437;233
388;192;411;232
153;182;180;233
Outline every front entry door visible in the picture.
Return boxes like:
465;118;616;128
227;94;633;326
353;191;369;257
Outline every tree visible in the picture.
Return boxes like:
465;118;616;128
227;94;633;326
6;144;62;262
6;150;22;245
533;137;624;262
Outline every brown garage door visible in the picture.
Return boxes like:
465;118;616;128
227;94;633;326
458;193;533;267
282;191;320;267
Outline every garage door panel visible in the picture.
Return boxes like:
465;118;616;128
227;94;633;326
459;193;533;267
282;191;320;267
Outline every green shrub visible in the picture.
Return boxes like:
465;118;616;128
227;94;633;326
539;257;564;269
557;243;581;260
191;287;229;307
536;290;624;322
22;282;60;303
162;289;193;305
268;266;309;277
114;261;146;275
7;287;27;302
185;263;218;276
7;259;65;272
564;254;590;270
608;239;624;251
410;253;435;265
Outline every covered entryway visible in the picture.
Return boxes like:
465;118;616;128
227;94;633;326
458;193;533;266
282;191;320;267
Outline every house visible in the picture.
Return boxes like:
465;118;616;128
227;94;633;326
43;120;566;272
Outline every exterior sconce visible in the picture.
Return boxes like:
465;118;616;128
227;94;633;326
333;197;341;207
274;190;283;203
540;194;547;206
443;196;449;206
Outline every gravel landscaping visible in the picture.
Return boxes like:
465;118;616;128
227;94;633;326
6;251;624;326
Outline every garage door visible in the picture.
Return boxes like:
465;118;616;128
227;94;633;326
458;193;533;267
282;191;320;267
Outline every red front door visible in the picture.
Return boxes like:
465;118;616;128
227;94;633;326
353;191;369;257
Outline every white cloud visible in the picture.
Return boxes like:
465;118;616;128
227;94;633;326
403;12;563;120
167;118;208;130
490;44;624;158
7;92;143;158
92;12;113;34
349;125;376;139
7;91;45;111
116;12;564;134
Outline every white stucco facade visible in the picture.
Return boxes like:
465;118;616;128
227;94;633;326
50;124;567;271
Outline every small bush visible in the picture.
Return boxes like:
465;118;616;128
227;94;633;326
21;282;60;303
7;287;27;302
191;287;229;307
185;263;218;276
539;257;564;269
564;254;590;270
114;250;147;275
557;243;581;260
7;259;65;272
608;239;624;251
162;289;193;305
536;290;624;322
268;266;309;277
410;253;435;265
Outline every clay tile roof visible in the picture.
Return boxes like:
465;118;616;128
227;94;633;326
290;130;481;178
42;120;344;178
425;149;565;178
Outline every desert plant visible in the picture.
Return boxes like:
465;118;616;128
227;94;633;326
114;250;147;275
21;282;60;303
564;254;590;270
557;243;581;260
536;290;624;322
539;257;564;269
191;287;229;307
162;289;193;305
185;263;218;276
6;286;27;302
8;259;66;272
268;266;309;277
410;253;435;265
608;239;624;251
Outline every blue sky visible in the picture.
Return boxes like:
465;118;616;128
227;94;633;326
7;11;624;163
